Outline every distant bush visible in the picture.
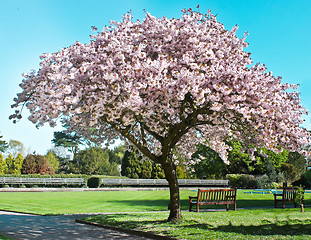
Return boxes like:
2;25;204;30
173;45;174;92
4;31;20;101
87;177;100;188
226;174;256;188
256;174;271;189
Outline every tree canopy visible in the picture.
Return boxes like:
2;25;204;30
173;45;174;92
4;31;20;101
11;7;310;221
0;134;8;153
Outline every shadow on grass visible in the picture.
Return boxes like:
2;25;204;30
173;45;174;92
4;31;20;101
105;199;171;210
107;199;273;210
183;218;311;236
86;213;311;238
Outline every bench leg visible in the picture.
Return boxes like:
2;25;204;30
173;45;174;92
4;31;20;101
234;202;237;211
197;204;200;213
189;203;192;212
226;204;229;211
282;200;285;209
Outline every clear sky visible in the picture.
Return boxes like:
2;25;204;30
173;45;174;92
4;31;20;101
1;0;311;155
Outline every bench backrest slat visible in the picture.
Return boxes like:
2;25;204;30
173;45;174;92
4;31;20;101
283;187;298;200
198;188;236;202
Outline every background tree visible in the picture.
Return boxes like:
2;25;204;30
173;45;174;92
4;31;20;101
45;151;60;173
21;154;54;175
226;140;255;174
121;147;165;179
21;154;37;174
0;154;7;174
11;7;310;222
5;153;23;174
287;152;306;178
191;143;227;179
121;147;143;179
8;140;25;158
108;145;126;165
280;163;298;183
36;155;54;175
52;131;84;157
74;147;119;175
0;134;8;153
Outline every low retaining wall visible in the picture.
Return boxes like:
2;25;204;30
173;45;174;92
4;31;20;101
101;179;229;187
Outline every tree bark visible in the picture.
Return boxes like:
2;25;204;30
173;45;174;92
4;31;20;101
162;161;182;222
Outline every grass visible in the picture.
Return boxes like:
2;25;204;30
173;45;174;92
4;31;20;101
0;233;13;240
0;189;300;215
0;189;310;239
83;208;311;240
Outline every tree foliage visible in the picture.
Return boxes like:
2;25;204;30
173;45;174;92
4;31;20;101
191;143;227;179
0;134;8;153
121;147;165;179
74;147;119;175
21;154;54;175
45;151;60;173
0;153;7;174
11;7;310;221
52;131;83;156
5;153;23;174
8;140;25;158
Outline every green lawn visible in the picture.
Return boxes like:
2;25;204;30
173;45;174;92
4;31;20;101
84;209;311;240
0;189;292;214
0;189;310;239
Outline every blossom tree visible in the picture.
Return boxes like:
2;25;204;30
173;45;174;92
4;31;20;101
11;7;310;221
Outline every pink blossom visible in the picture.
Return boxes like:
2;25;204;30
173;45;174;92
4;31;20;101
10;8;311;167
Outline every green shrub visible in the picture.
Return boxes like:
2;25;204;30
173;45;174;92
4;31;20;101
256;174;270;188
87;177;100;188
226;174;256;188
270;182;280;189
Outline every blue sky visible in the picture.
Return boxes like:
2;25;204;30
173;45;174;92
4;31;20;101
1;0;311;155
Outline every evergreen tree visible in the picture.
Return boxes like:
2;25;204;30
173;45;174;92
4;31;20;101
287;152;306;177
5;154;15;174
191;143;227;179
121;148;142;179
0;153;7;174
74;147;118;175
12;153;24;174
52;131;83;157
121;147;164;179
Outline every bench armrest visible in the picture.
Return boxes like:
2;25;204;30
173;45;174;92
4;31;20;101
274;193;282;200
189;196;198;202
274;193;282;197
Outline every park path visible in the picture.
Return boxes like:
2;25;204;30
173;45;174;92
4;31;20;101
0;211;154;240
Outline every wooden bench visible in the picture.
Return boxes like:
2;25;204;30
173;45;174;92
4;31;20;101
274;187;303;208
189;188;237;212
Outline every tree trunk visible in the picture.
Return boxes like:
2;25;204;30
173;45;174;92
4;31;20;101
162;161;182;222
